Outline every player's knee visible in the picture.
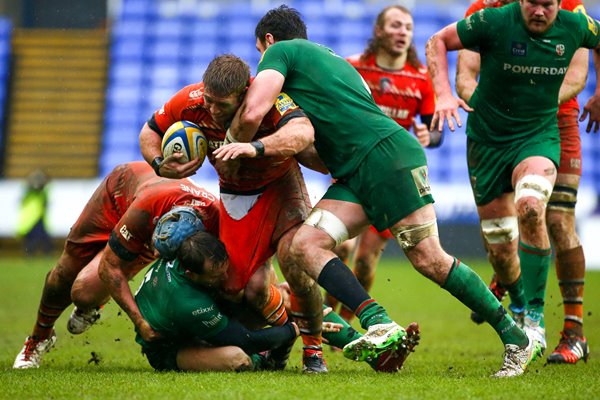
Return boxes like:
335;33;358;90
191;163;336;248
228;348;253;371
514;174;553;223
302;208;349;248
480;217;518;246
390;219;439;253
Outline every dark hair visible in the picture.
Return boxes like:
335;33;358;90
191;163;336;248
177;231;228;275
202;54;250;98
361;5;422;69
255;5;307;46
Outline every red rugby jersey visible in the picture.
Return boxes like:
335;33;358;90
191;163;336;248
107;162;220;258
152;82;302;192
346;53;436;130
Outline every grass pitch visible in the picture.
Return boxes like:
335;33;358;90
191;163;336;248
1;255;599;399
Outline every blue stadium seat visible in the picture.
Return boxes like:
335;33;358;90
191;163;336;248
0;17;11;156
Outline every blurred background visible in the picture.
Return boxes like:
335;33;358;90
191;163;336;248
0;0;598;265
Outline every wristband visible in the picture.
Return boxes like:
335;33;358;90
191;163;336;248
151;156;164;176
250;140;265;157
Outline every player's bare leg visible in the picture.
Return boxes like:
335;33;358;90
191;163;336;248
512;156;557;352
546;173;589;363
278;226;327;373
14;249;95;368
177;346;255;372
473;193;526;325
290;199;414;366
69;252;149;335
396;204;538;377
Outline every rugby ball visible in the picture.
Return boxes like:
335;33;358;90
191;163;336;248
161;120;208;163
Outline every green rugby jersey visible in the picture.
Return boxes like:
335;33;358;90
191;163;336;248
257;39;415;179
134;259;228;350
457;2;600;145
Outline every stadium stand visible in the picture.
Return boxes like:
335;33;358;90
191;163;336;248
98;0;600;195
0;16;12;171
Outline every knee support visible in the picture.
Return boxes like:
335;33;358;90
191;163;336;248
514;174;553;204
548;183;578;213
390;219;438;251
303;208;349;247
480;216;519;244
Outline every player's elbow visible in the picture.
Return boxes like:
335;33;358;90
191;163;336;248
240;104;266;128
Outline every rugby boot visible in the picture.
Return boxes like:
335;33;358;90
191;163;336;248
367;322;420;372
13;332;57;369
302;345;328;373
523;311;546;354
343;322;412;362
547;332;589;364
493;338;542;378
67;306;102;334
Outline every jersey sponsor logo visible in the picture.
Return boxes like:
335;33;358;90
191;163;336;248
367;79;423;99
192;304;215;316
379;105;409;120
556;44;565;56
189;88;204;99
503;63;568;75
202;313;223;327
275;92;298;115
179;183;217;202
586;15;598;36
511;41;527;57
411;166;431;197
465;14;475;30
208;139;224;150
119;225;132;241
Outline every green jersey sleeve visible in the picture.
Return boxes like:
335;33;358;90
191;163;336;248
576;12;600;49
258;41;291;77
457;7;505;51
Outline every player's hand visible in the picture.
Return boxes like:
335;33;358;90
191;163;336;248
322;306;343;333
412;118;431;147
431;95;473;132
158;153;202;178
214;157;241;180
137;319;162;342
213;143;258;161
580;92;600;133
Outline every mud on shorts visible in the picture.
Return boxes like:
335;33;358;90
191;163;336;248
467;135;560;206
323;132;434;232
557;106;582;176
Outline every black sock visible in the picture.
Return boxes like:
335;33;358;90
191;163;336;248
317;257;370;311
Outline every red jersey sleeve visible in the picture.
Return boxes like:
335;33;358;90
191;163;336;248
152;83;207;134
110;179;220;259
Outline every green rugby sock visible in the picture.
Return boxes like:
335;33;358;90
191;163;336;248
322;305;362;349
356;300;393;329
505;275;527;312
443;259;528;346
519;241;552;326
